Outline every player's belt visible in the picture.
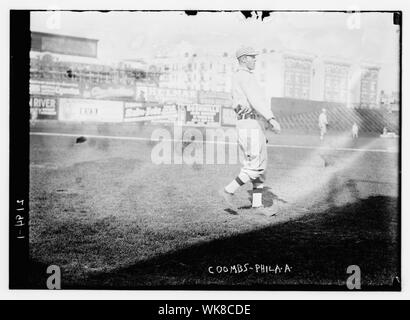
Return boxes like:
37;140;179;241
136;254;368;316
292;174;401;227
237;113;256;120
235;104;256;120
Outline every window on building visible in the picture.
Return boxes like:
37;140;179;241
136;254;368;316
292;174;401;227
283;58;312;100
323;63;349;103
359;68;379;107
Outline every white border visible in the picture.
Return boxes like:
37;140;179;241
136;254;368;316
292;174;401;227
1;0;408;300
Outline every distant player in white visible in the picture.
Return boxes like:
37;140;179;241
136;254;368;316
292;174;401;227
318;108;328;141
352;122;359;139
30;108;38;127
220;46;281;216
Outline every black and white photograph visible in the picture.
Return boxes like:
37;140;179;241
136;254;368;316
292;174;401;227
9;8;401;291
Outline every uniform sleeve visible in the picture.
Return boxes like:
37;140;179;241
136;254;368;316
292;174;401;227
238;73;274;120
230;74;239;110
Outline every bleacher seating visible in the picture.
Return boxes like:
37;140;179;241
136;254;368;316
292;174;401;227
30;55;158;85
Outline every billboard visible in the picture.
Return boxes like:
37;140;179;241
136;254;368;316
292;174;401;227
30;80;81;97
80;83;136;101
59;98;123;122
136;85;197;104
29;96;58;119
30;80;136;101
185;104;221;127
123;102;178;122
31;32;98;58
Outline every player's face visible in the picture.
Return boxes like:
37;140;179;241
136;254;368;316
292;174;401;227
245;55;257;70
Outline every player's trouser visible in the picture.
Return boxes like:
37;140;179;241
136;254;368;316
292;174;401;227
236;119;267;187
320;125;327;136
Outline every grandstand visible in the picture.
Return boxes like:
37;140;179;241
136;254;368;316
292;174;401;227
30;54;160;85
30;31;162;86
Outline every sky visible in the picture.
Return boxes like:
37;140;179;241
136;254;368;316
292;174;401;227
31;11;400;92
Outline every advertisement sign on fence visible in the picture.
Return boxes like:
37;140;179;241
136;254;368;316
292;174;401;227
30;80;136;102
123;102;179;122
29;96;59;119
136;85;198;104
185;104;221;127
80;83;136;101
30;80;81;97
59;98;124;122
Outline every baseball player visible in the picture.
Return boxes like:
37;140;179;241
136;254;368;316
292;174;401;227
318;108;328;141
30;108;38;127
352;122;359;139
220;46;281;216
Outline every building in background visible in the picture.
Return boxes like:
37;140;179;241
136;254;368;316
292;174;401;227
359;65;380;108
282;54;313;100
323;61;350;104
152;48;386;109
380;90;399;113
29;29;396;111
31;30;389;110
251;50;382;109
149;52;235;92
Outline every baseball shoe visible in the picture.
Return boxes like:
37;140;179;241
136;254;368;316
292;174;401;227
219;188;236;210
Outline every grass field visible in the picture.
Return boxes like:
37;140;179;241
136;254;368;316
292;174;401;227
28;122;400;289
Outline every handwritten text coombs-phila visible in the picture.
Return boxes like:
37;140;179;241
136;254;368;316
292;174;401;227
208;263;292;274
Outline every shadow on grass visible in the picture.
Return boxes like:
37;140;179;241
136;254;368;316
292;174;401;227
29;195;400;291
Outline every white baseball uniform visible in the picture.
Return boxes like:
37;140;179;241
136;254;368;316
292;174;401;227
318;112;328;139
230;66;275;188
352;123;359;138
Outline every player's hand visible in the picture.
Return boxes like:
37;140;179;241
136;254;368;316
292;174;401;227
269;118;281;134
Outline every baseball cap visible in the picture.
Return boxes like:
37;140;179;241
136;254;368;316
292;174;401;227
235;46;259;59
